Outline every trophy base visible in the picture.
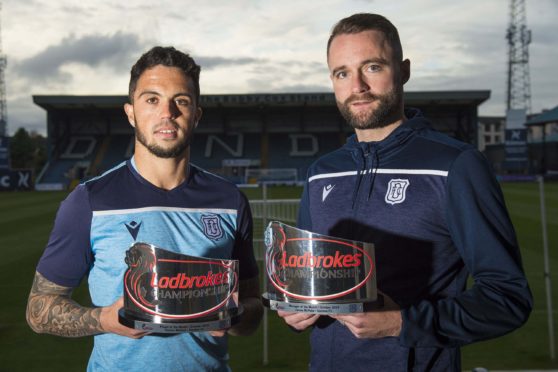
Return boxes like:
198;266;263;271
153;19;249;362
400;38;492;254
262;293;383;314
118;306;243;333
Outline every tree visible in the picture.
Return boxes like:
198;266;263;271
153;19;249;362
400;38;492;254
9;127;47;173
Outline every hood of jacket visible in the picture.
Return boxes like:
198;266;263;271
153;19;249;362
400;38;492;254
340;107;431;208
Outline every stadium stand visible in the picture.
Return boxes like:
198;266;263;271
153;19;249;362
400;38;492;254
33;91;490;189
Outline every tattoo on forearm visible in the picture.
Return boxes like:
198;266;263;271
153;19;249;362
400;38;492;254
26;272;104;337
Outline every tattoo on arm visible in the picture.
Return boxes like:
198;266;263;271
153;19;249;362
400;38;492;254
26;271;104;338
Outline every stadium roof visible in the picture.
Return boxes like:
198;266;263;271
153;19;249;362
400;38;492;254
526;106;558;126
33;90;490;110
32;95;128;110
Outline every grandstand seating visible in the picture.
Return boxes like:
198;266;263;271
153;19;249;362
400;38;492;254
33;92;489;189
267;133;344;178
39;159;81;185
38;136;102;187
97;135;134;173
190;133;262;171
36;130;374;187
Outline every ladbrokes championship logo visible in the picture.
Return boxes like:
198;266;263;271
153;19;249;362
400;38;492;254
122;243;239;322
265;222;376;302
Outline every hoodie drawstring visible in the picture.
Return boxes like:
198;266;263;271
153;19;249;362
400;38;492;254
367;149;379;201
351;144;379;208
350;149;367;209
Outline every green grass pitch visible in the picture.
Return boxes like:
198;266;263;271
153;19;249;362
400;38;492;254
0;182;556;371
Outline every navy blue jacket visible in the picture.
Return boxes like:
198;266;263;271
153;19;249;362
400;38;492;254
299;109;532;371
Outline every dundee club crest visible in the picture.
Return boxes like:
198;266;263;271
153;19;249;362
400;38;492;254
385;179;410;205
201;214;223;240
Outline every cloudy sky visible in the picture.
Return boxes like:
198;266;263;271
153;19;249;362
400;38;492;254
3;0;557;135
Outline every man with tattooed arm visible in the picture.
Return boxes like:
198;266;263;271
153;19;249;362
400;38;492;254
26;46;262;371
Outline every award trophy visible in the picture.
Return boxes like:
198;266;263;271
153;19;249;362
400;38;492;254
118;242;242;333
262;221;381;314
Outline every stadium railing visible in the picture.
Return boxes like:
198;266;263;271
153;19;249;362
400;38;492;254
248;197;300;365
249;199;300;260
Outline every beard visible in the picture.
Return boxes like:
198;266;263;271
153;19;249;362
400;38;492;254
135;119;191;159
337;86;402;130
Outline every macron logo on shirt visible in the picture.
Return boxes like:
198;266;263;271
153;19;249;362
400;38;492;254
322;184;335;202
125;221;142;240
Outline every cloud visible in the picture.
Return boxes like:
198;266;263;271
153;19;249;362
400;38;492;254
4;0;557;136
199;54;328;94
7;96;47;135
13;31;146;82
271;83;332;93
196;56;264;70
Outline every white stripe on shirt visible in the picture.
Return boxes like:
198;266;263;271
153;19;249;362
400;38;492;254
308;168;448;182
93;206;238;217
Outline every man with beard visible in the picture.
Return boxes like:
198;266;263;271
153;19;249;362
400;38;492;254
26;46;263;371
277;13;532;371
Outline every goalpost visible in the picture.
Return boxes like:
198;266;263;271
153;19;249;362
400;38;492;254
538;175;555;360
244;168;298;185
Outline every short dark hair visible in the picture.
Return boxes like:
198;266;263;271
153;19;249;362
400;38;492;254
327;13;403;62
128;46;201;104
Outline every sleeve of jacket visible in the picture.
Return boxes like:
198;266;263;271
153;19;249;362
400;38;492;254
399;149;533;347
